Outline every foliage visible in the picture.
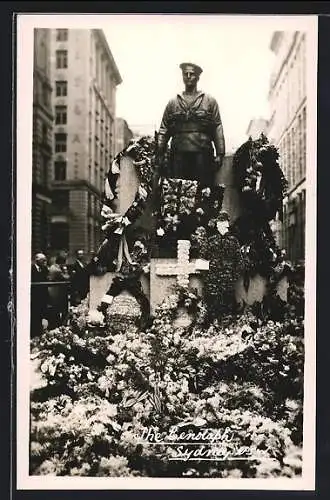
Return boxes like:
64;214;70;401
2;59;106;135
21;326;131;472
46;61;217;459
231;134;289;287
95;136;156;273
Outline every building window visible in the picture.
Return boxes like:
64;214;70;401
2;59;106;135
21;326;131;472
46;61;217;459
55;133;67;153
56;80;67;97
55;105;67;125
56;50;68;69
54;160;67;181
56;29;68;42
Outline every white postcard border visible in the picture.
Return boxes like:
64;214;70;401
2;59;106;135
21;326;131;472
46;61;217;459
16;13;318;491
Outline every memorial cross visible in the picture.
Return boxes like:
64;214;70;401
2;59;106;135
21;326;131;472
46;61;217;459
155;240;209;288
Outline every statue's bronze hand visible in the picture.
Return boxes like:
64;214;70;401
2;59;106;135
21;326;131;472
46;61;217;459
214;156;223;169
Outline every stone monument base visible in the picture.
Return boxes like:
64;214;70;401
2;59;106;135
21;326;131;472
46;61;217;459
89;269;289;316
89;273;150;312
235;274;289;306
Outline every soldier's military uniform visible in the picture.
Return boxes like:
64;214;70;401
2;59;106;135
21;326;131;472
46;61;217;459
158;90;225;186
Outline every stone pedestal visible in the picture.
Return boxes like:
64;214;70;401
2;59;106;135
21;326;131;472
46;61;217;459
276;275;290;302
235;274;289;306
235;275;267;306
216;155;242;224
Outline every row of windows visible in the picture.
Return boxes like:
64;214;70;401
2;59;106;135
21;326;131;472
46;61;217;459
270;36;306;142
54;154;107;194
278;106;306;190
55;131;112;157
34;76;51;109
90;36;114;107
54;159;105;190
281;190;306;263
32;151;50;187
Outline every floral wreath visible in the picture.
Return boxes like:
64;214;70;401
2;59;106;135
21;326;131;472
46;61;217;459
232;133;288;222
95;136;156;274
231;134;289;297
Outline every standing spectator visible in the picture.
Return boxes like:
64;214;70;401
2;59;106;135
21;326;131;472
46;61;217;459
70;249;89;305
30;253;49;337
48;254;70;329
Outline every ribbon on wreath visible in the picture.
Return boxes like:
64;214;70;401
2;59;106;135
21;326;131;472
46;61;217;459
100;210;136;272
112;215;136;272
115;233;136;272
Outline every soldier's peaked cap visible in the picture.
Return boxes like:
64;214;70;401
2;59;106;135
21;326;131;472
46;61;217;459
179;62;203;75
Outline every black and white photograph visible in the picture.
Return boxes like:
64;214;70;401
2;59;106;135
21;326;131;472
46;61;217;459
16;14;317;490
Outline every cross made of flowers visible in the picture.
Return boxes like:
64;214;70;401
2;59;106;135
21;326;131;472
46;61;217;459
155;239;209;288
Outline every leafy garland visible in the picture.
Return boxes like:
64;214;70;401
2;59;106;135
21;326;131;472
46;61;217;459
231;134;289;287
95;136;156;274
199;231;245;321
233;133;288;221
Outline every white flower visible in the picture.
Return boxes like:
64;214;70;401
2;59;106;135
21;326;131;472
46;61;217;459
106;354;116;363
157;227;165;237
142;264;150;274
87;310;104;325
90;423;105;436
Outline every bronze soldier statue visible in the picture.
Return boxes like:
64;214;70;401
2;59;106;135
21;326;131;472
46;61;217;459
158;62;226;186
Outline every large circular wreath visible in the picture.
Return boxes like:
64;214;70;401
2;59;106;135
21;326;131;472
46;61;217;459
230;133;289;294
232;133;288;223
95;136;156;273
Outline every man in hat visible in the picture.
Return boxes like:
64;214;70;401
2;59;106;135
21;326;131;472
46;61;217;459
157;62;225;186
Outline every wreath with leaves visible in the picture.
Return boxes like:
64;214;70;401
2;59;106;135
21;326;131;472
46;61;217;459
95;136;156;273
232;133;288;223
231;134;289;293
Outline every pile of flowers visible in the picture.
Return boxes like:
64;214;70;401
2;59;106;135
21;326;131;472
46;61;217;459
30;277;304;478
157;181;226;245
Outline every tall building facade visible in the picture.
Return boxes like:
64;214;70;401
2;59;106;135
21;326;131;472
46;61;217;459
32;28;54;254
115;117;133;155
49;28;122;256
267;31;307;264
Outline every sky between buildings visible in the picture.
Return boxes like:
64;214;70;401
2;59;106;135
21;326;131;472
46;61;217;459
104;14;279;151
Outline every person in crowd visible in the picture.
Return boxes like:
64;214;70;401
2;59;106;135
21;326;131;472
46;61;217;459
48;254;70;329
30;253;49;337
69;249;89;305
